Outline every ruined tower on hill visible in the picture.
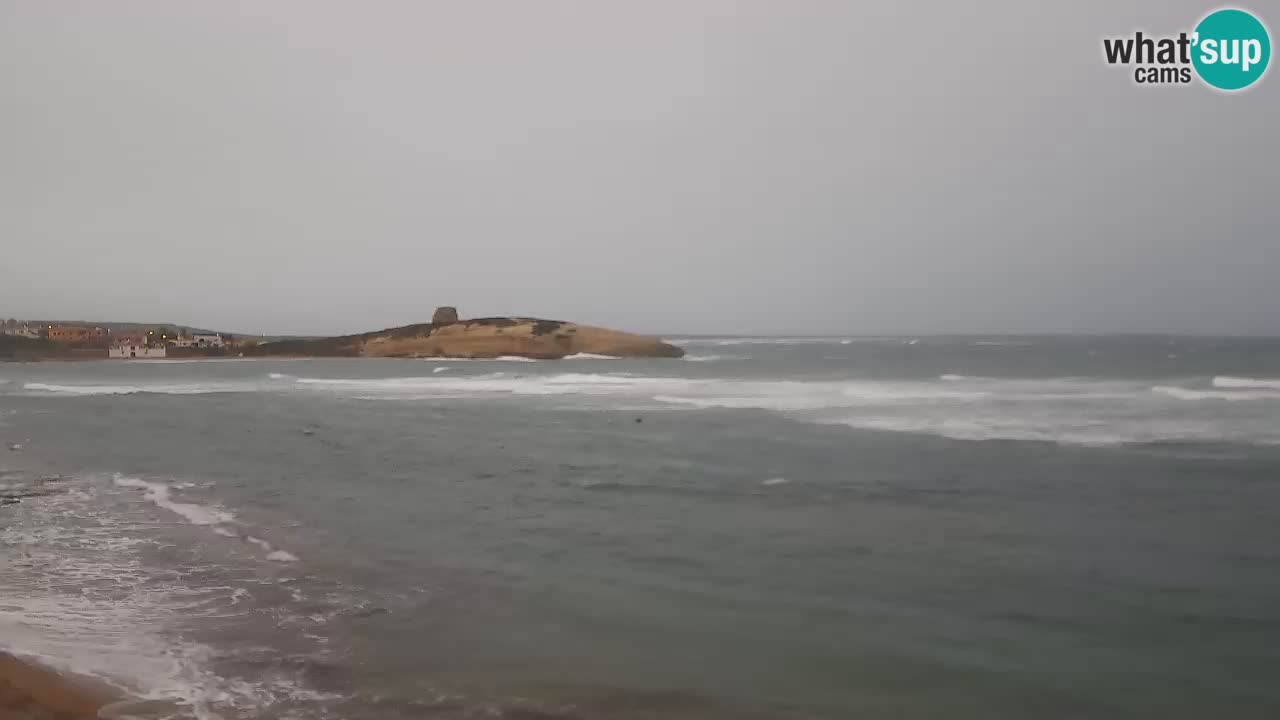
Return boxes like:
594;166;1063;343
432;306;459;324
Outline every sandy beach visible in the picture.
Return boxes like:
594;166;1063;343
0;653;119;720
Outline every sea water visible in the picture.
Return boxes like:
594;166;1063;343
2;336;1280;718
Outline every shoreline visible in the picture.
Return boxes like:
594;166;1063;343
0;652;122;719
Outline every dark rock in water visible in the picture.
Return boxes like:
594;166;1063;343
432;306;459;325
635;417;643;424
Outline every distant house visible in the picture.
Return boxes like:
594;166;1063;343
171;333;224;348
109;343;166;359
2;323;39;338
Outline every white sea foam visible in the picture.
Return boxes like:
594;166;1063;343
0;479;322;718
113;475;236;526
25;382;149;395
21;363;1275;447
645;375;1279;445
204;527;302;564
36;361;1268;446
1152;385;1280;402
294;373;999;407
421;355;540;362
973;340;1033;347
243;535;300;562
133;358;256;364
670;337;853;347
23;382;238;396
296;372;680;398
682;354;747;362
563;352;622;360
1213;376;1280;390
837;415;1118;445
762;477;790;486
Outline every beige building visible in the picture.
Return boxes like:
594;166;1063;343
109;343;167;359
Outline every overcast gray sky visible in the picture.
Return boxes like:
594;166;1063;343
1;1;1276;336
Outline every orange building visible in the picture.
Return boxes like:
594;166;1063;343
45;325;108;343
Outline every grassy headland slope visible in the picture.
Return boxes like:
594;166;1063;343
247;314;683;360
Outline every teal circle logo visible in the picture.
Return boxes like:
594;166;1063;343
1192;8;1271;90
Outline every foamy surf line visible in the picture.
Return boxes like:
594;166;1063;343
112;474;298;562
682;354;748;362
1152;385;1280;402
670;337;855;346
419;355;540;362
113;475;234;525
1213;376;1280;390
281;371;1280;444
1;475;320;718
22;382;244;396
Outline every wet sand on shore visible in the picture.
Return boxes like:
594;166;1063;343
0;653;119;720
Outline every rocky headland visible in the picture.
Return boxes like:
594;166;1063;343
247;308;683;360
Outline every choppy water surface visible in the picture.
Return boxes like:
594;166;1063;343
3;336;1280;718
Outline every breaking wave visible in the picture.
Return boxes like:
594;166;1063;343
420;355;539;362
113;475;236;525
12;363;1280;446
973;340;1033;347
1152;385;1280;402
111;474;300;563
281;371;1280;445
1;475;324;718
1213;376;1280;390
671;337;854;346
682;354;747;363
22;382;242;396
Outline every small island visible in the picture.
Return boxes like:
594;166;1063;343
245;307;684;360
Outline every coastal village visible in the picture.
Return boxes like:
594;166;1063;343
1;318;244;359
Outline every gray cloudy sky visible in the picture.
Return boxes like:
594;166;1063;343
1;1;1276;336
